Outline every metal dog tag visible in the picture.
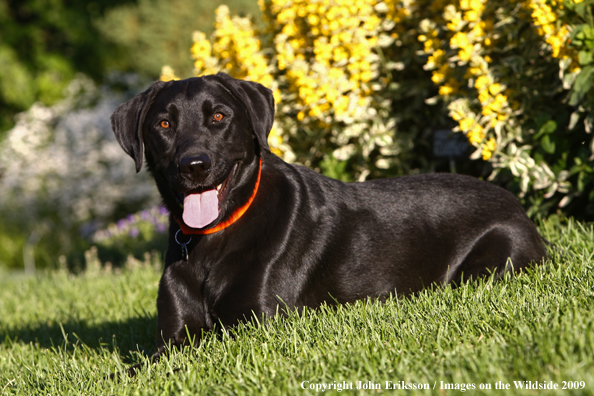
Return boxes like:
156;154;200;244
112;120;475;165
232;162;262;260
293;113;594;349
181;244;189;261
175;229;192;262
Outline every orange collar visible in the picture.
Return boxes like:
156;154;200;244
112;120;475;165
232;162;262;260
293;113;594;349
175;158;262;235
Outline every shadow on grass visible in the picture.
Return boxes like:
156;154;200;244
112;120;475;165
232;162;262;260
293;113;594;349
1;314;157;363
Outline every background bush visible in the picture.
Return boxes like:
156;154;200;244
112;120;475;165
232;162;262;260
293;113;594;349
0;0;134;134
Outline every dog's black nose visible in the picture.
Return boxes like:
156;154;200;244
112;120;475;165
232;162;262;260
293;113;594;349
180;155;212;182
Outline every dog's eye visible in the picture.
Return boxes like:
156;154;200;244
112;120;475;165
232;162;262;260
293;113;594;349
213;113;224;122
160;120;170;128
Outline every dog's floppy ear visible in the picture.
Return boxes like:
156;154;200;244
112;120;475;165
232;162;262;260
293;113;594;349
111;81;168;172
214;72;274;153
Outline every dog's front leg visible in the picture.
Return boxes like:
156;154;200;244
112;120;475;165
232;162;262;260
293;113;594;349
155;261;212;355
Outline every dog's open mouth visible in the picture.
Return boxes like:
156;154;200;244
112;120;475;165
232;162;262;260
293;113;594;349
180;163;238;229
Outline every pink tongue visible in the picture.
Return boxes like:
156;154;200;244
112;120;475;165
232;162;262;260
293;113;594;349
182;190;219;229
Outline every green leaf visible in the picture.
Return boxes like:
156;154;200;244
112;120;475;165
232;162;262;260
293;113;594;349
541;120;557;134
541;134;556;154
583;25;594;39
579;50;593;65
534;120;557;139
572;26;586;44
574;2;590;18
563;0;575;11
571;24;594;48
569;65;594;106
578;171;586;192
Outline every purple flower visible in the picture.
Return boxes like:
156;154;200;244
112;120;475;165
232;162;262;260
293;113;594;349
92;205;172;245
141;210;151;220
117;219;128;230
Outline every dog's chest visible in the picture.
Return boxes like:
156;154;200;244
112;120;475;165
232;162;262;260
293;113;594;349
186;247;282;325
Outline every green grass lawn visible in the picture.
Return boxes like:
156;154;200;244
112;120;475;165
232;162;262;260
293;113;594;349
1;218;593;395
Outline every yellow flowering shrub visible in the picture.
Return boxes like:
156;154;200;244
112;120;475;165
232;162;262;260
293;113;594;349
403;0;594;216
260;0;400;179
161;0;594;218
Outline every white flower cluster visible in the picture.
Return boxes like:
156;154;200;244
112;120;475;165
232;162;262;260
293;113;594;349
0;75;160;230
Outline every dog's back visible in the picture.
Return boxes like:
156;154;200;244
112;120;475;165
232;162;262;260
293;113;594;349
254;155;547;305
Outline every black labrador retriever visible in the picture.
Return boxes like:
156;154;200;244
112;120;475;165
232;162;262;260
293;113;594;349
111;72;547;365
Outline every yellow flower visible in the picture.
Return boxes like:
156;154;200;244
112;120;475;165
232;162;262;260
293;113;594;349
283;23;297;36
450;32;470;48
468;61;487;76
450;107;466;121
464;10;479;22
308;14;319;25
268;126;283;156
481;148;492;160
450;32;474;61
160;66;179;81
528;0;572;59
495;94;507;104
481;138;497;160
425;49;445;70
470;22;485;37
432;72;446;84
467;124;485;144
424;39;436;52
459;46;473;61
474;75;488;89
469;0;484;11
439;84;455;95
488;83;501;95
478;89;490;103
460;117;475;132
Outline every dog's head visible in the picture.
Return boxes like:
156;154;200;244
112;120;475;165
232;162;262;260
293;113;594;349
111;73;274;231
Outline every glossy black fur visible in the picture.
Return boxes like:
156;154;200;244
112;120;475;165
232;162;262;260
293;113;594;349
111;73;547;361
